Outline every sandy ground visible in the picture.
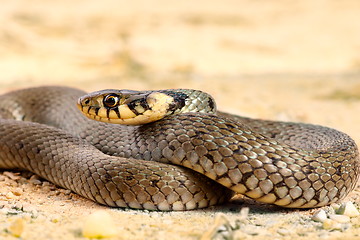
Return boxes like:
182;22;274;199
1;0;360;239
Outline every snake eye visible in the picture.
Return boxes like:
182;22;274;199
103;94;120;108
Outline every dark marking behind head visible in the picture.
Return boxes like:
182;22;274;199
164;91;187;112
207;97;215;111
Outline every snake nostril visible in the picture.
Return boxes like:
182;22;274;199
78;97;90;107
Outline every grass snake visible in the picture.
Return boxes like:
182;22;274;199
0;86;358;210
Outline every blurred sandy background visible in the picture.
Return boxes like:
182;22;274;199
1;0;360;239
1;0;360;139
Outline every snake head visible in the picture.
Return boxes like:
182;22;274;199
77;89;180;125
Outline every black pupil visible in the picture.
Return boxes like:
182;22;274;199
104;94;119;107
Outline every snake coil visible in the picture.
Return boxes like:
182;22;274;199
0;86;358;210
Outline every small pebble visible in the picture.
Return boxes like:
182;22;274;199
21;203;35;212
336;202;360;217
331;203;340;212
82;210;117;238
277;228;290;236
3;171;21;181
29;175;42;185
59;189;72;195
12;188;23;196
13;202;23;210
6;209;21;215
30;180;42;185
6;192;15;199
322;219;342;230
241;225;261;236
312;209;327;222
48;189;60;196
42;181;50;186
43;182;57;190
8;218;25;237
239;207;249;220
31;209;39;218
329;214;350;223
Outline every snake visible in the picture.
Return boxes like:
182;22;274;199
0;86;358;210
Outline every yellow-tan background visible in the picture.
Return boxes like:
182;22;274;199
1;0;360;239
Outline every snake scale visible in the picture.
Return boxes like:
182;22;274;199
0;86;358;210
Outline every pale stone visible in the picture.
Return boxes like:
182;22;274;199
312;209;327;222
6;192;15;199
82;210;118;238
322;219;342;230
12;188;23;196
336;202;360;217
329;214;350;223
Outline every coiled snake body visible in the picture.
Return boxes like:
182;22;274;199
0;86;358;210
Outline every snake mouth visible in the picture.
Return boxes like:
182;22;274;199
76;98;85;111
82;107;169;125
77;98;167;125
